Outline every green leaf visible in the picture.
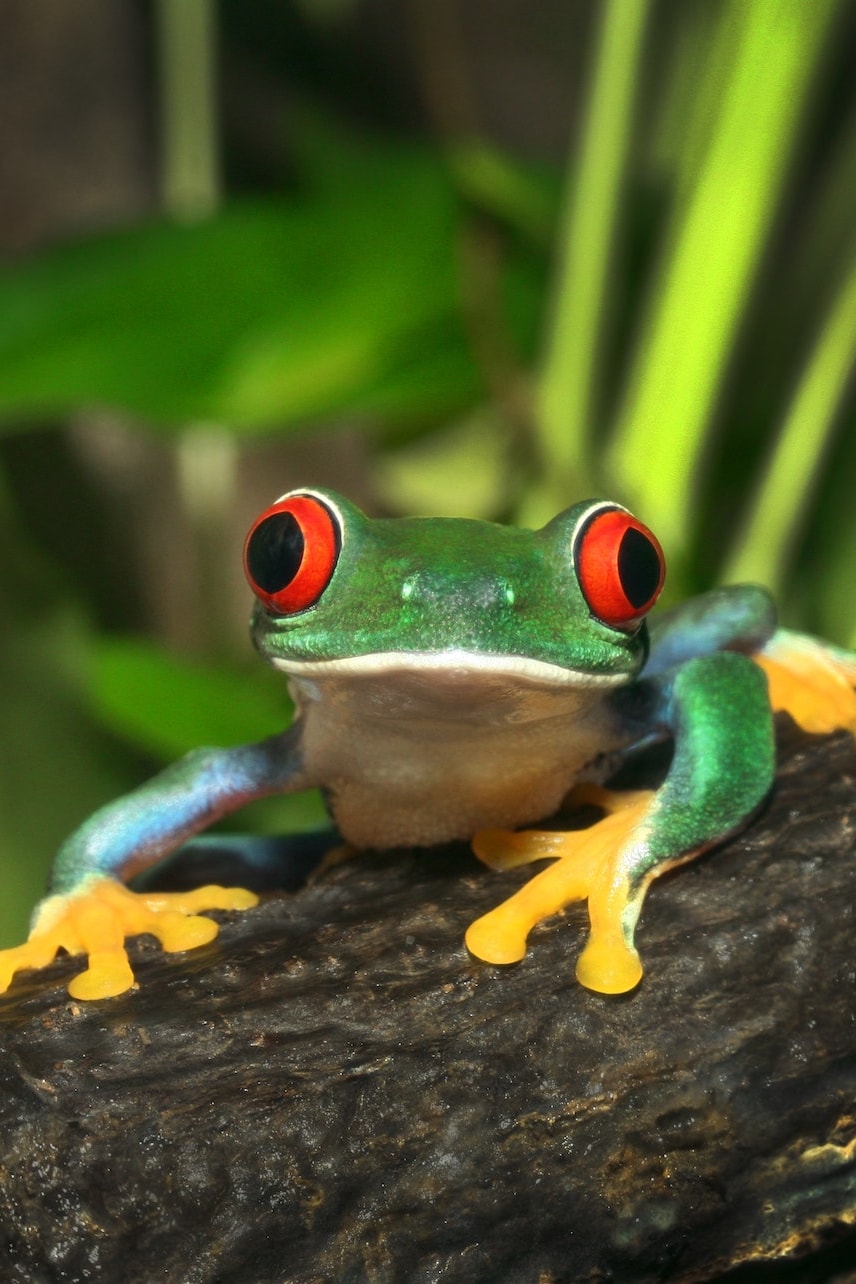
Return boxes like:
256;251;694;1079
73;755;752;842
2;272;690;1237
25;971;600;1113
0;147;472;432
449;142;558;245
89;637;290;759
88;637;330;841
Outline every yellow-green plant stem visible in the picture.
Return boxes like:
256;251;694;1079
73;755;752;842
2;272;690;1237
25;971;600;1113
155;0;230;652
155;0;221;219
606;0;837;552
722;251;856;593
535;0;650;507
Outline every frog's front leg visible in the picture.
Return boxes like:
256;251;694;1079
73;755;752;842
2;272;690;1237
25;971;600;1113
467;652;775;994
0;728;308;1000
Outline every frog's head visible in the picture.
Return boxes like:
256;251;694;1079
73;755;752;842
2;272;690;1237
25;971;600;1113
243;488;665;688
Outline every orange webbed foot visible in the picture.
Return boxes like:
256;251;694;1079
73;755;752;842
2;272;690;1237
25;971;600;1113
468;787;655;993
0;877;259;1001
755;631;856;738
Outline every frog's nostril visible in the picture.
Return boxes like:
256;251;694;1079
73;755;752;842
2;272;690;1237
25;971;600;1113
400;571;518;612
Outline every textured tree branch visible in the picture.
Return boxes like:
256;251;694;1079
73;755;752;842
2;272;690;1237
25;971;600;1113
1;723;855;1282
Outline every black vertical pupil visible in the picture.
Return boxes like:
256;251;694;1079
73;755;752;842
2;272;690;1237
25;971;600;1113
618;528;660;608
247;512;304;594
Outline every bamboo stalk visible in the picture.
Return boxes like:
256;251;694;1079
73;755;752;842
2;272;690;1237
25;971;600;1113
155;0;221;220
722;252;856;592
535;0;650;501
605;0;837;552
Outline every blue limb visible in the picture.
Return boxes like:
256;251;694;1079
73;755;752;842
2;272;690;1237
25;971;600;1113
0;727;308;1001
644;585;776;677
50;726;307;893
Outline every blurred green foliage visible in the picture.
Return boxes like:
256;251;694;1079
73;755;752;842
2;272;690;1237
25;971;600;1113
0;149;478;430
0;0;854;944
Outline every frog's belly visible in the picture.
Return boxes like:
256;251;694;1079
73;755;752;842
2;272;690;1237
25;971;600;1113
291;669;627;849
323;738;598;848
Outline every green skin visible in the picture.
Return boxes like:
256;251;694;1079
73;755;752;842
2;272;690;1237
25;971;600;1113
49;489;776;934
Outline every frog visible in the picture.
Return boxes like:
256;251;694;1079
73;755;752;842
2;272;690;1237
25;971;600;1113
2;487;855;1003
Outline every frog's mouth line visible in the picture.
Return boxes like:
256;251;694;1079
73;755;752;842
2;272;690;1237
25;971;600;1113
268;649;630;688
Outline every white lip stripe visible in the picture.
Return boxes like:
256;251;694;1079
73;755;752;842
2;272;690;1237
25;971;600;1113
269;649;627;687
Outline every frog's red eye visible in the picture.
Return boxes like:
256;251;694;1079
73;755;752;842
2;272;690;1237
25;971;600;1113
574;506;665;628
243;493;341;615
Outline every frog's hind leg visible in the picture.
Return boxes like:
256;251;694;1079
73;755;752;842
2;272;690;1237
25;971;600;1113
467;650;776;995
754;629;856;736
644;584;776;677
644;590;856;736
0;878;259;1000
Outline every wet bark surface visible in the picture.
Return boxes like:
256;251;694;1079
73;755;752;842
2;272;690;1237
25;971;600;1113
1;723;855;1283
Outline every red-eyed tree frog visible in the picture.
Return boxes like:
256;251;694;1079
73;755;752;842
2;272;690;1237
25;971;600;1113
2;489;855;1003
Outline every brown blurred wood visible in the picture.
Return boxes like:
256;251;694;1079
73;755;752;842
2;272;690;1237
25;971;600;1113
0;0;152;251
0;722;855;1282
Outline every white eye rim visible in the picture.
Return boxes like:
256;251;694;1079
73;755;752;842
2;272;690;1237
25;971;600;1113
568;499;631;572
270;487;348;554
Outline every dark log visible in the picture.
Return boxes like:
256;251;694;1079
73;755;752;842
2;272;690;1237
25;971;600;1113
1;722;855;1283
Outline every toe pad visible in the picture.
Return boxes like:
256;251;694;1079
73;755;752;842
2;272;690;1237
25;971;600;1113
0;878;259;1000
